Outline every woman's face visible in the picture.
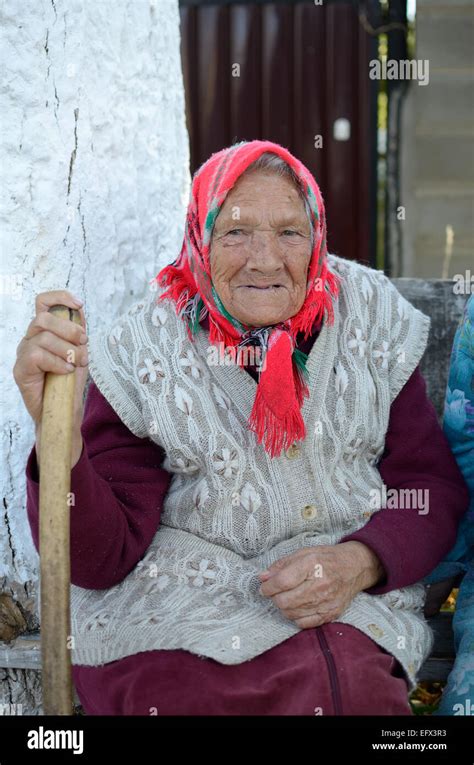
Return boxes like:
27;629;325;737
209;170;312;327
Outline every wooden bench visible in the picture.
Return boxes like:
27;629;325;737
0;277;469;702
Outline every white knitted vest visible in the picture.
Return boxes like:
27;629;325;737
72;254;432;689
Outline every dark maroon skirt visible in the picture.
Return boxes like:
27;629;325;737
72;623;412;716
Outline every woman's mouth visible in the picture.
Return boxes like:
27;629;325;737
242;285;282;291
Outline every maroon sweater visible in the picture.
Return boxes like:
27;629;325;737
25;317;469;597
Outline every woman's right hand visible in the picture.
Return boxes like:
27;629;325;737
13;290;89;467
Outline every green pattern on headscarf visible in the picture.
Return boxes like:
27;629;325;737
292;347;309;378
189;296;205;335
211;284;246;332
204;205;221;240
306;184;319;221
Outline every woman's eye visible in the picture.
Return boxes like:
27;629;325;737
282;230;299;236
227;229;243;236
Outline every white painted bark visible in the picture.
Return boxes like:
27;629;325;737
0;0;190;712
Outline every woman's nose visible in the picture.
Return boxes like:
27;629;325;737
247;233;284;270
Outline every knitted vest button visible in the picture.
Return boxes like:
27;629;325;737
285;443;301;459
301;504;317;520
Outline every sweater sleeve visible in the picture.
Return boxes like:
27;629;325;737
341;366;470;595
25;380;172;590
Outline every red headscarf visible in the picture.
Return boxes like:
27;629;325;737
151;140;340;457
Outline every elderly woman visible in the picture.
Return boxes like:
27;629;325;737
16;140;468;716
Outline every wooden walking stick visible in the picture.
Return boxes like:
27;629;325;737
39;304;82;715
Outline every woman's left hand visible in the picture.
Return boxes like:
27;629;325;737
258;541;385;628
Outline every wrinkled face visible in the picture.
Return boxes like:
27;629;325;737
209;170;313;327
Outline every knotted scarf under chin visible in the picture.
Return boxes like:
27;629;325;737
163;286;317;458
245;326;310;456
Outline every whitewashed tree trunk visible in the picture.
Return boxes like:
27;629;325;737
0;0;190;713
